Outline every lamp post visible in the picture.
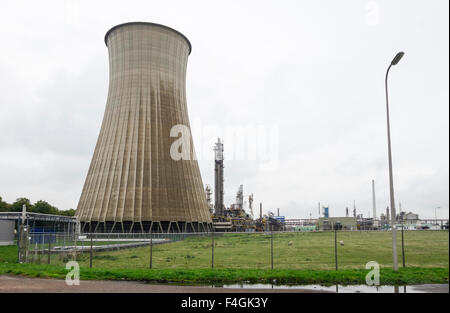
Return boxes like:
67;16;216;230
385;51;405;272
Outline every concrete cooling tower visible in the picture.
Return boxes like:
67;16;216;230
76;22;212;233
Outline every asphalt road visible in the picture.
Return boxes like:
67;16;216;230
0;275;325;293
1;276;447;293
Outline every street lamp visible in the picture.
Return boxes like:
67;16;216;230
385;51;405;272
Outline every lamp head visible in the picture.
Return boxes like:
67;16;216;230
391;52;405;65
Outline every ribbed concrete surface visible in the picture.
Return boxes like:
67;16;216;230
76;23;211;228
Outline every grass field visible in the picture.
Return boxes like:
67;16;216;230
68;230;448;270
1;231;448;285
0;263;447;285
17;230;447;270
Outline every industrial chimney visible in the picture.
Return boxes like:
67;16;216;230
372;180;377;219
214;138;224;217
76;22;212;233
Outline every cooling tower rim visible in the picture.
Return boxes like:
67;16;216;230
104;22;192;55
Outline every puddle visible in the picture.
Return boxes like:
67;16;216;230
217;283;449;293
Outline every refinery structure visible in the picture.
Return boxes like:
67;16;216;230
208;138;445;231
210;139;285;232
206;139;439;232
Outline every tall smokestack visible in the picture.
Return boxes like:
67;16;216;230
372;180;377;219
260;203;262;220
277;208;280;216
214;138;224;216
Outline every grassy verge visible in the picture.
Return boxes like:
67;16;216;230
0;262;448;286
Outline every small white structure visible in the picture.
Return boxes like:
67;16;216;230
0;220;15;246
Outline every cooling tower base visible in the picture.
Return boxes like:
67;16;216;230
80;221;213;234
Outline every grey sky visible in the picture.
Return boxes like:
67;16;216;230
0;0;448;219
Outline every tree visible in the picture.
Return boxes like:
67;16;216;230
0;196;75;216
10;198;33;212
58;208;76;216
33;200;59;215
0;196;10;212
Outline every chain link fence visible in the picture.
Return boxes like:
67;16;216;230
21;229;449;270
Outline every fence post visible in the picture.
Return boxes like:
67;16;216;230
401;222;406;268
271;226;274;270
47;234;51;265
74;227;77;262
149;229;153;269
25;231;29;264
211;229;215;269
334;228;338;271
16;218;21;263
57;233;62;262
34;241;38;264
39;233;43;264
90;231;93;268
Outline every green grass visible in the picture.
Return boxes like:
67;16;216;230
67;231;449;270
0;263;447;285
0;245;18;263
0;231;448;285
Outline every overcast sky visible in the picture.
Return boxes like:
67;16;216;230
0;0;448;219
